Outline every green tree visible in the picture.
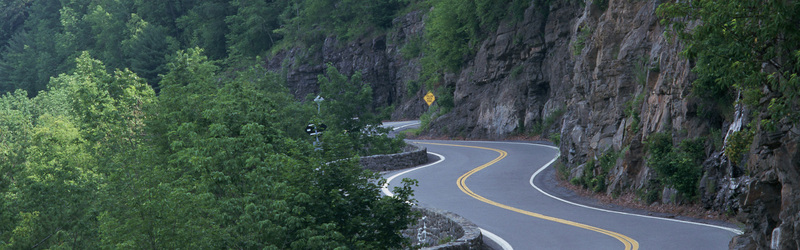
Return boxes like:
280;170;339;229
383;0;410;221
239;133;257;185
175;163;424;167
82;1;131;69
132;0;194;34
0;90;36;244
302;156;417;248
140;49;414;248
317;64;403;158
0;0;33;49
122;15;176;87
5;114;100;249
318;64;377;134
176;0;233;59
276;0;408;48
423;0;527;75
0;0;66;96
226;0;288;58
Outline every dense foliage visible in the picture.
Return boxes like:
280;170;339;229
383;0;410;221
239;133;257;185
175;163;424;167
644;133;705;200
0;49;414;248
658;1;800;132
0;0;409;96
1;2;423;246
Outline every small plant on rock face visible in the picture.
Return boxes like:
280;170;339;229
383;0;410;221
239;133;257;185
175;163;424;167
401;36;424;60
438;236;453;245
572;27;592;56
530;108;566;136
406;80;420;97
572;149;618;194
511;65;524;79
549;132;561;146
593;0;608;11
571;177;582;186
636;179;662;204
634;55;649;86
725;129;754;167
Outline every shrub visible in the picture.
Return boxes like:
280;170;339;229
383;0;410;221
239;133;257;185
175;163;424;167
593;0;608;11
511;65;524;79
530;108;565;136
555;161;570;180
724;129;753;166
549;132;561;146
572;27;591;56
645;132;705;200
573;149;618;193
624;93;644;134
400;36;424;60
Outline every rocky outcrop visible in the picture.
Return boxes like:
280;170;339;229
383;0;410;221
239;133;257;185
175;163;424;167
264;10;428;119
731;122;800;249
267;1;798;248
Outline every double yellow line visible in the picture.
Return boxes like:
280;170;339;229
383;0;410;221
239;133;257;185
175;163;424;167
418;142;639;250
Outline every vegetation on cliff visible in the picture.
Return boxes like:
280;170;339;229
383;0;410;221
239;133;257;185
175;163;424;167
659;0;800;136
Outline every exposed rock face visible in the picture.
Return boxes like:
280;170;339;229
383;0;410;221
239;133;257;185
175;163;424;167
267;1;799;248
264;10;428;119
731;122;800;249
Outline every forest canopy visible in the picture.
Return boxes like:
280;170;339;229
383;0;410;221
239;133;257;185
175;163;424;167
0;0;410;95
0;48;415;248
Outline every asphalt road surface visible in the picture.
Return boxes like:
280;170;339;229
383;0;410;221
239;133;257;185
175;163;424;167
382;139;741;250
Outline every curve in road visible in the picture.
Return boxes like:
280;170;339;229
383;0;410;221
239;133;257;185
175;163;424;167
384;140;740;249
419;142;637;250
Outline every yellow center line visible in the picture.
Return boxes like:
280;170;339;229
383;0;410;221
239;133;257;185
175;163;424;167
418;142;639;250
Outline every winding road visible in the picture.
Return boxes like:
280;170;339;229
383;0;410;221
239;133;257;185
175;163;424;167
381;122;740;249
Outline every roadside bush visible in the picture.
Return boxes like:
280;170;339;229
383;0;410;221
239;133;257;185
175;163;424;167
574;149;619;193
724;129;753;166
645;132;705;200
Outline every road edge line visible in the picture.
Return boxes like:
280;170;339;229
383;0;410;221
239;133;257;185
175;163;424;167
521;143;744;235
381;150;514;250
481;228;514;250
381;151;444;197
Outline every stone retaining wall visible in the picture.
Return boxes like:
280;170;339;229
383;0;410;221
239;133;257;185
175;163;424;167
402;206;483;250
360;143;428;172
363;143;482;249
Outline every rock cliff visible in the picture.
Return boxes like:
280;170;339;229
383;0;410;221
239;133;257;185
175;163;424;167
266;1;799;248
265;10;428;118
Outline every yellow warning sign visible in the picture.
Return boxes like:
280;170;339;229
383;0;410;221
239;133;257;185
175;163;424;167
423;91;436;106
